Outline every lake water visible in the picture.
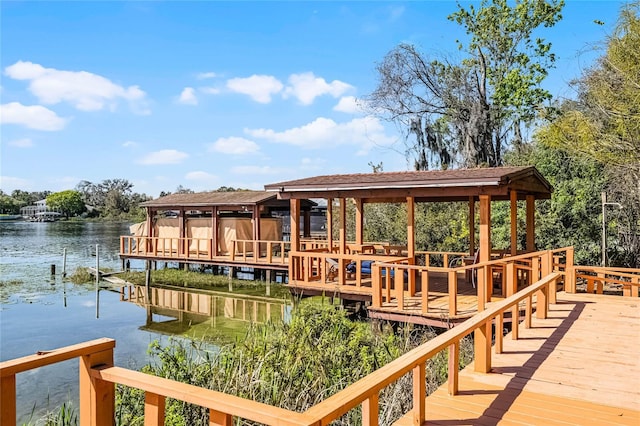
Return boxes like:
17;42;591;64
0;221;289;423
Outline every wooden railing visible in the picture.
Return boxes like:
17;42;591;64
572;265;640;296
0;272;561;426
371;248;574;317
230;239;290;264
120;236;290;265
289;250;410;288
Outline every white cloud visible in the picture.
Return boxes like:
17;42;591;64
283;72;353;105
178;87;198;105
333;96;366;114
389;6;405;21
4;60;149;114
138;149;189;165
208;137;260;155
200;87;220;95
122;140;138;148
230;165;285;175
226;75;283;103
300;157;326;171
0;102;67;131
196;72;217;80
185;171;218;181
8;138;33;148
246;116;396;153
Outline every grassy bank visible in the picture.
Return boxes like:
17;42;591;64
116;304;473;425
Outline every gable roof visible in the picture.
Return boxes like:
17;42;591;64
265;166;552;201
141;191;277;208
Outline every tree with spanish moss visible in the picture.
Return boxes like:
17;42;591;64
366;0;564;170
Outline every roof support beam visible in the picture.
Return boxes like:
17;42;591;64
326;198;333;251
479;195;491;263
289;199;300;252
355;198;364;245
469;197;475;256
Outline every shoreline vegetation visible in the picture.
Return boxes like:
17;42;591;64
55;268;474;426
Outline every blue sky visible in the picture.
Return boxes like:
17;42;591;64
0;1;623;198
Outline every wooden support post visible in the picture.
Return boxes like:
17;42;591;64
479;195;491;263
212;207;218;257
448;341;459;395
565;247;575;293
525;296;532;329
536;283;549;319
145;393;165;425
253;205;261;258
290;199;300;252
178;208;185;256
495;313;503;354
0;374;16;426
326;198;333;251
355;198;364;245
413;363;426;425
303;210;311;238
510;190;518;256
339;198;346;254
372;266;381;308
395;271;404;311
506;263;519;340
209;409;232;426
448;270;457;317
473;321;491;373
79;349;114;426
362;393;379;426
407;196;416;296
421;271;429;314
542;251;556;303
526;195;535;252
469;196;475;256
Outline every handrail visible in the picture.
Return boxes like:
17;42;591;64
0;273;561;426
303;272;561;424
92;366;312;426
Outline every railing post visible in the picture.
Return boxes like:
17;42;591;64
209;409;233;426
525;296;532;329
448;270;457;317
541;251;556;303
145;392;165;425
473;320;491;373
79;348;114;426
495;313;503;354
506;263;519;340
372;265;381;308
421;271;429;314
395;270;404;311
362;393;379;426
448;341;459;395
413;363;426;425
0;374;16;426
476;266;485;312
536;282;549;319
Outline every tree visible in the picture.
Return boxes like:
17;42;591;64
366;0;563;170
46;190;86;219
535;2;640;267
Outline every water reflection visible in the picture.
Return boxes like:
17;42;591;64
123;285;291;341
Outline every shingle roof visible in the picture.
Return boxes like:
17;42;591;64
141;191;276;208
264;166;552;199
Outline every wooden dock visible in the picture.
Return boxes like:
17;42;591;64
394;292;640;425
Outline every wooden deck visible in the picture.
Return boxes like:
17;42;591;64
395;292;640;425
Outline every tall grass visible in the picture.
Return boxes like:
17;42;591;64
116;304;473;425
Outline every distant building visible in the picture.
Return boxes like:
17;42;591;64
20;199;62;220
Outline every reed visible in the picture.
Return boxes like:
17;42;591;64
115;303;473;425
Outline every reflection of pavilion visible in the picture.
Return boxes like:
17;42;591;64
123;285;290;337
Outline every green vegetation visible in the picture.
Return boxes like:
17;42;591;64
46;190;86;219
115;304;473;425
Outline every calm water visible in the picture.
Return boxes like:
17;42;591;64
0;221;288;423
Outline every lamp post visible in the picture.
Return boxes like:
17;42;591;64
601;192;623;267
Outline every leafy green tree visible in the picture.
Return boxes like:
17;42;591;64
367;0;563;169
0;191;21;214
47;190;86;219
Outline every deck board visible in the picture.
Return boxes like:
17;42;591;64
394;292;640;425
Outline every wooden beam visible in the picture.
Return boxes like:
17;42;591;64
326;198;333;251
303;211;311;238
355;198;364;245
339;198;346;254
290;199;300;252
469;196;475;256
212;207;218;257
526;195;535;252
406;197;415;258
479;195;491;263
510;190;518;256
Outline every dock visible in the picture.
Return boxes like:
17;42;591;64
394;291;640;425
